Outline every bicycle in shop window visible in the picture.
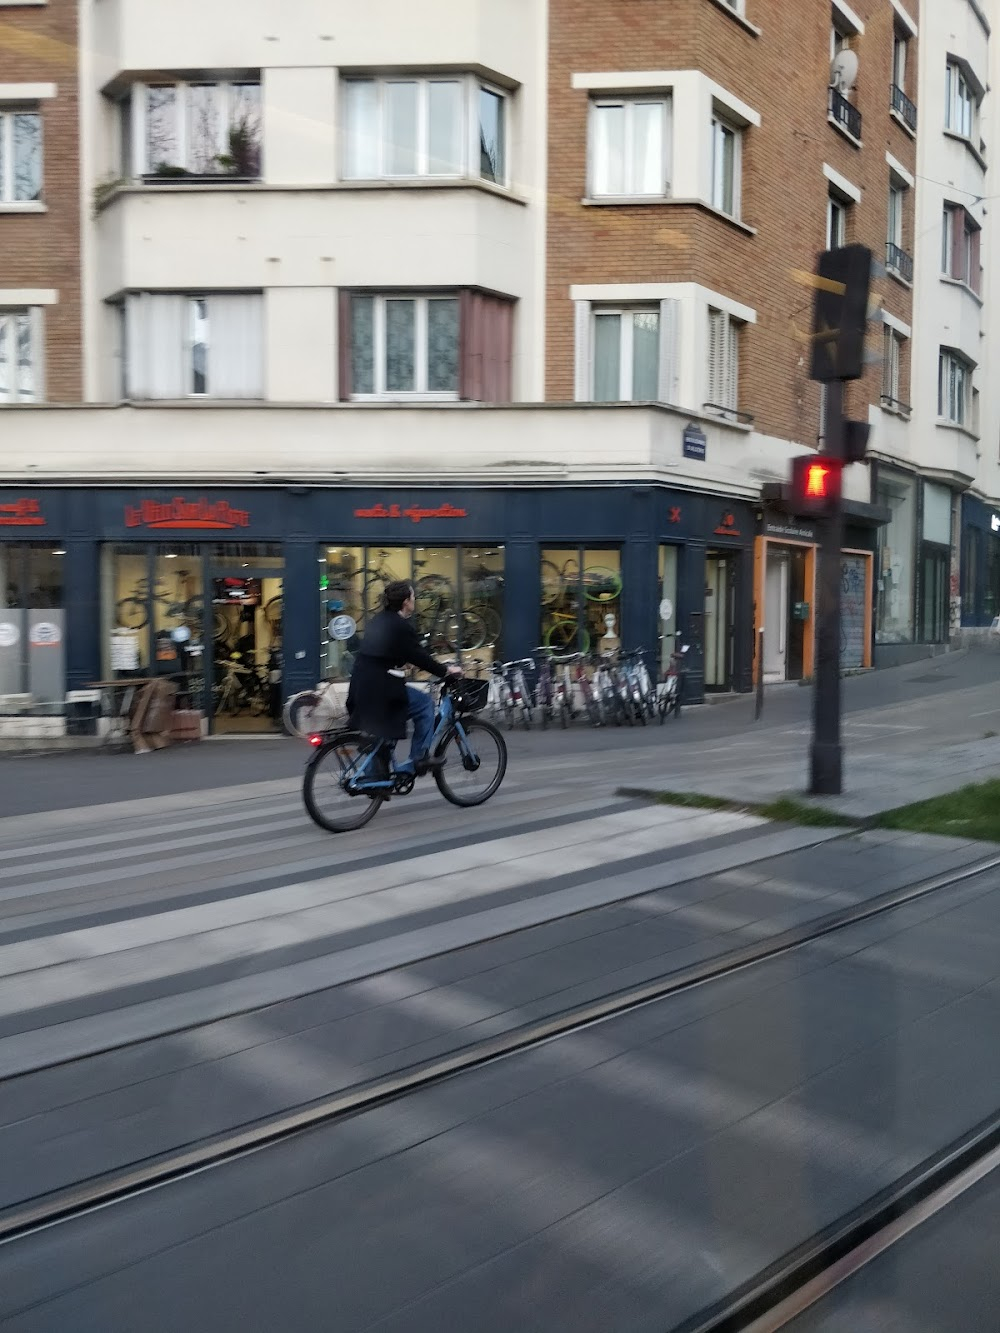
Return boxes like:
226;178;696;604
540;558;622;653
115;572;203;631
414;574;496;655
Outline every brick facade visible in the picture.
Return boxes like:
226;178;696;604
546;0;917;444
0;0;82;402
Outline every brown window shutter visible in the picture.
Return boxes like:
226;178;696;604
951;207;965;280
970;226;982;294
338;290;352;400
460;290;514;403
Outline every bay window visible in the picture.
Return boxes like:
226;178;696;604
125;81;262;178
942;204;981;293
589;96;670;198
710;113;741;217
342;76;507;184
945;61;977;141
123;293;263;400
592;308;659;401
0;109;42;203
349;294;459;398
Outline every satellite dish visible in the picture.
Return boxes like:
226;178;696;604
830;49;859;93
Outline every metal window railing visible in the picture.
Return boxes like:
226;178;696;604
890;83;918;132
886;241;914;284
829;87;862;140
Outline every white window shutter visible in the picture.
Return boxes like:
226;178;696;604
725;318;739;410
707;309;723;407
574;300;592;401
657;298;679;404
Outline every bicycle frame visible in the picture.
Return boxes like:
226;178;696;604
339;689;478;794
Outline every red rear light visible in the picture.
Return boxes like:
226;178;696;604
308;734;323;747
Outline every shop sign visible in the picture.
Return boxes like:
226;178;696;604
991;514;1000;534
124;497;251;530
659;598;674;623
329;614;357;641
764;518;816;543
714;511;742;538
353;502;468;523
682;424;707;461
29;621;61;647
0;498;46;527
668;506;682;524
0;623;19;647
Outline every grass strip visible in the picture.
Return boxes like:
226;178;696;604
617;788;856;829
873;780;1000;845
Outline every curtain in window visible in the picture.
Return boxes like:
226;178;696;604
385;299;415;390
592;105;624;195
429;82;463;175
210;294;263;398
385;82;418;175
657;298;679;404
427;298;459;392
343;82;378;179
631;311;659;399
631;103;662;195
0;318;9;403
13;114;41;201
125;294;186;399
349;294;373;396
593;314;621;401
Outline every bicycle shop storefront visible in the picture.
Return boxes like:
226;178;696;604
0;483;756;730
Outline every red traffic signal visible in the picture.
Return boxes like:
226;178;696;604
791;455;843;514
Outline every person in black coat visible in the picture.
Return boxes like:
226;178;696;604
346;580;461;774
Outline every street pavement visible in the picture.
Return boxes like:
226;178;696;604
1;650;1000;1327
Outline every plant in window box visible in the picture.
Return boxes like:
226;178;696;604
152;162;191;179
215;116;261;179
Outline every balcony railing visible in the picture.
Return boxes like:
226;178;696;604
890;83;918;133
886;241;914;284
880;394;912;419
829;86;862;141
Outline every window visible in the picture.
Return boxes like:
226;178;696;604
589;97;670;197
349;294;459;398
938;350;972;426
127;81;261;178
0;109;41;202
541;548;622;655
342;76;507;184
591;308;659;401
888;185;903;248
876;468;917;644
882;327;907;409
706;309;740;414
320;545;505;678
710;114;740;216
945;61;976;140
0;310;39;403
892;32;908;91
886;182;912;280
123;293;263;400
827;194;848;247
942;204;981;293
0;545;65;711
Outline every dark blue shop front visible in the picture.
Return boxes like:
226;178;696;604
0;484;756;727
960;494;1000;628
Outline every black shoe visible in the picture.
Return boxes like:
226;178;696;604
414;754;447;775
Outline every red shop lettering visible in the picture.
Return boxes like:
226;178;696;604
354;503;468;523
124;498;251;530
0;498;45;527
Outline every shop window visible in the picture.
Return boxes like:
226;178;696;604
961;526;981;622
875;469;917;643
321;544;505;680
658;545;679;676
540;547;622;655
103;545;206;682
0;543;65;711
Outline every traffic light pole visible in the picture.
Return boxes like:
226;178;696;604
810;379;845;795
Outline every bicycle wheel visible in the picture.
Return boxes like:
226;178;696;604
545;619;581;652
540;560;564;608
557;690;571;729
116;597;149;631
303;731;385;832
582;565;624;603
434;718;507;807
283;690;317;737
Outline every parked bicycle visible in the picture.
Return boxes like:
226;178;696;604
283;678;346;737
116;573;203;632
303;676;507;833
658;639;690;722
482;657;534;730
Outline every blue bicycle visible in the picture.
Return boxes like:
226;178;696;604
303;676;507;833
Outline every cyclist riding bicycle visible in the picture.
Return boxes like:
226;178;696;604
346;579;461;776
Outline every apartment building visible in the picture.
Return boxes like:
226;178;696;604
546;0;916;690
0;0;82;716
0;0;951;734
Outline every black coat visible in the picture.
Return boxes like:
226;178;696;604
346;610;448;740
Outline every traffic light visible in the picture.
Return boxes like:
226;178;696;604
791;454;843;515
810;244;873;382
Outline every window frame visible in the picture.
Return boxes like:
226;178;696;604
0;307;41;404
0;107;43;204
942;203;982;292
349;293;461;401
945;61;976;141
887;183;904;248
127;79;262;179
588;94;671;199
590;305;661;402
710;113;741;218
122;292;263;402
881;326;906;406
827;193;848;247
892;30;908;91
938;349;973;427
341;74;508;187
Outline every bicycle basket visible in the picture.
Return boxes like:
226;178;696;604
449;677;490;713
